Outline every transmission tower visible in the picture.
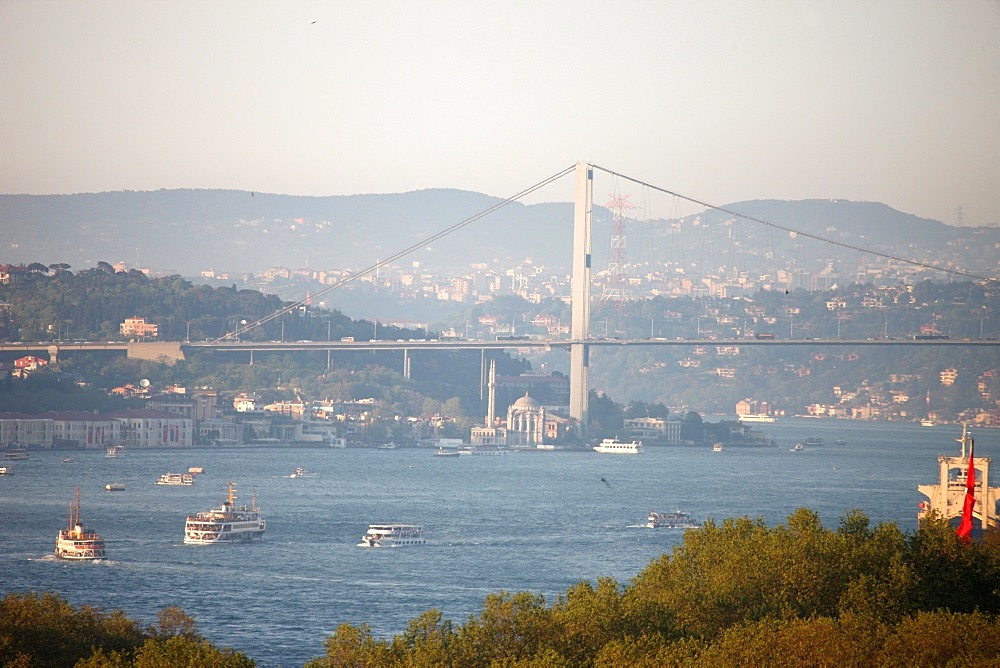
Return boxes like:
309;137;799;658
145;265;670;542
601;193;636;302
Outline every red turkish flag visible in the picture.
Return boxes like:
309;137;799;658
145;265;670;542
956;441;976;543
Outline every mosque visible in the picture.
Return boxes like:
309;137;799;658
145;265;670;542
470;360;576;448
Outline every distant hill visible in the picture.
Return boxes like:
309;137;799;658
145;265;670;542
1;190;996;279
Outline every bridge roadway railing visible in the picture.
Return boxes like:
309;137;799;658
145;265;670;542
0;337;997;364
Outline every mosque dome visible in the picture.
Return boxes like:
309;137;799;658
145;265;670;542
513;393;540;409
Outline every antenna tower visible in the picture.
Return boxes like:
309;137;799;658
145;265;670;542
601;193;636;302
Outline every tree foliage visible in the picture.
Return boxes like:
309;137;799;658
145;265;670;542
0;592;253;667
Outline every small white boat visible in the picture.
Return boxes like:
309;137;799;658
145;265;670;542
105;445;127;458
0;466;10;475
593;438;643;454
791;443;804;452
433;448;461;457
55;487;107;560
105;483;126;492
188;467;204;474
155;472;194;486
62;457;74;464
712;442;724;452
289;467;317;478
358;524;425;548
921;418;935;427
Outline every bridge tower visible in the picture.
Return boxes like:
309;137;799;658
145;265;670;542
569;162;593;433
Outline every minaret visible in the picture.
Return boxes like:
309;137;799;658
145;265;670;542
487;359;496;426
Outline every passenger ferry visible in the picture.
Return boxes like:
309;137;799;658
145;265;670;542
647;510;698;529
184;482;266;544
105;445;127;458
357;524;425;548
4;445;29;460
738;414;776;423
55;487;107;560
593;438;643;454
156;472;194;486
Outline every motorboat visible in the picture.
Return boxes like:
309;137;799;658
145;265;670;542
289;467;317;478
357;524;424;548
433;448;461;457
184;482;265;544
593;438;643;454
105;445;127;458
105;483;126;492
791;443;804;452
712;442;724;452
55;487;107;560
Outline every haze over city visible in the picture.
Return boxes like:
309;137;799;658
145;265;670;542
2;0;998;227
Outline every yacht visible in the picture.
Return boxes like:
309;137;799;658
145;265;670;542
358;524;425;548
593;438;643;454
184;482;265;544
105;445;127;458
647;510;698;529
712;442;725;452
156;472;194;486
921;418;935;427
55;487;107;560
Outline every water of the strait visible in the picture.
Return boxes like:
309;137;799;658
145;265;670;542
1;418;995;667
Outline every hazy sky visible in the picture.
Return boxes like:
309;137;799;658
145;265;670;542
2;0;998;226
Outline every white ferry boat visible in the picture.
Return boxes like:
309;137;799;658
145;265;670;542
593;438;643;454
647;510;698;529
55;487;107;560
184;482;266;544
156;472;194;486
105;445;127;458
738;414;776;423
357;524;425;548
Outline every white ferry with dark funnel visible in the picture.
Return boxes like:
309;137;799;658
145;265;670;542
55;487;107;560
184;482;265;544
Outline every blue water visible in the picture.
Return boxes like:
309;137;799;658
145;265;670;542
1;419;996;667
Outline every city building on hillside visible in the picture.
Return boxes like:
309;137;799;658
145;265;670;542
623;416;683;444
109;409;192;447
0;413;54;447
120;316;158;338
198;418;244;445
